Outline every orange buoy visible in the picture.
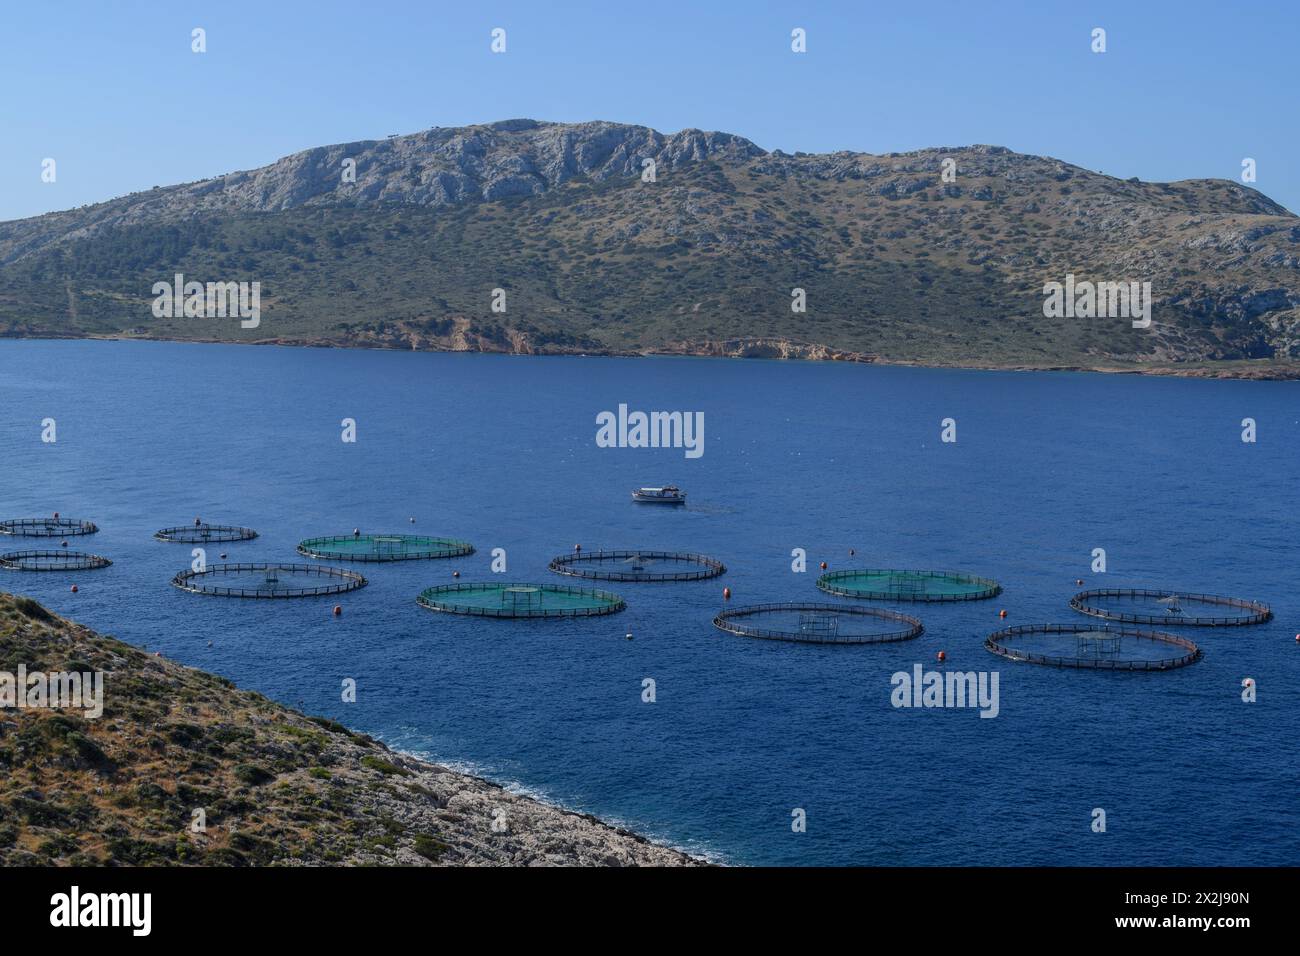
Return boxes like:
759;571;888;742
70;584;78;593
999;609;1008;618
723;587;732;600
333;605;342;616
937;651;946;662
819;561;828;570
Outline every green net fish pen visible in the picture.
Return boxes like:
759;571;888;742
816;568;1001;602
985;623;1202;671
713;602;924;645
155;524;259;544
548;549;726;582
297;534;474;562
0;550;112;571
416;582;626;618
1;517;98;537
171;563;367;598
1069;588;1271;627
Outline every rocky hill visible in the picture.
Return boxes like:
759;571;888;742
1;119;1297;376
0;592;699;866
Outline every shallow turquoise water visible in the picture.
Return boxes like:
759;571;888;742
2;339;1297;865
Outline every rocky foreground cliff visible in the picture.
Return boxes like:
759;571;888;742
1;118;1298;376
0;592;699;866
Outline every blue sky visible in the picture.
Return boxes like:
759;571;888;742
1;0;1296;220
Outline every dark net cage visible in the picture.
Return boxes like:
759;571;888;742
713;602;924;645
298;534;474;562
817;568;1001;602
416;582;626;618
0;550;112;571
155;523;259;544
1069;588;1271;627
1;517;98;537
172;563;367;598
985;623;1202;671
548;549;726;582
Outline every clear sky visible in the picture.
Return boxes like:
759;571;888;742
1;0;1295;221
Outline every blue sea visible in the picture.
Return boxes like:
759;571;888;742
2;339;1297;866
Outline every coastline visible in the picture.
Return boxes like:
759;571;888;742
0;591;706;867
5;331;1299;381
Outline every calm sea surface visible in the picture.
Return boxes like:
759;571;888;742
2;339;1297;865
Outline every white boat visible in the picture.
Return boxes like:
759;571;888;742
632;485;686;505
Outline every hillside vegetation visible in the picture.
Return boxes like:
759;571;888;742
1;119;1297;376
0;592;697;866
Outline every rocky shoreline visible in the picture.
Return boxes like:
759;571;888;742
53;331;1300;381
0;592;704;866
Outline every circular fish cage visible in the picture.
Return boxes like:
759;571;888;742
713;602;924;645
172;562;367;598
548;549;725;582
985;623;1202;671
817;568;1001;602
155;523;259;544
298;534;474;562
0;550;112;571
1069;588;1271;627
416;582;625;618
1;517;98;537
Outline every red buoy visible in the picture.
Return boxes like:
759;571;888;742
937;651;946;663
819;561;828;570
723;587;732;600
999;609;1008;618
70;584;78;593
333;605;342;616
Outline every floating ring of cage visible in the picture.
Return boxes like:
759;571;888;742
1069;588;1271;627
0;517;98;537
171;562;367;598
416;582;626;618
297;534;475;562
985;623;1202;671
816;568;1001;602
713;602;924;645
0;550;112;571
154;523;259;544
548;549;726;582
